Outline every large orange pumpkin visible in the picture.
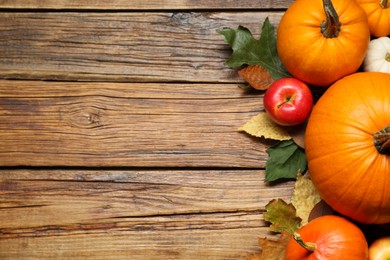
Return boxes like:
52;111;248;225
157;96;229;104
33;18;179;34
277;0;370;87
357;0;390;37
305;72;390;224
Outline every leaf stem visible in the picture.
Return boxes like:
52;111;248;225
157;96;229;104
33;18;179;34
320;0;341;38
293;232;317;252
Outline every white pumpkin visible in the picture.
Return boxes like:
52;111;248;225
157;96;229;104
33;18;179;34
363;37;390;73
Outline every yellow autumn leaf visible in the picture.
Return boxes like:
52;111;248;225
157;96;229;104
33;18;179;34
239;112;291;141
291;172;322;226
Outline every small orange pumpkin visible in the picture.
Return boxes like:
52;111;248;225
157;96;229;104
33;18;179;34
285;215;368;260
305;72;390;224
357;0;390;37
277;0;370;86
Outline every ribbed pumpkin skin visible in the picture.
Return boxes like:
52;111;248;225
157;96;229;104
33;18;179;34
356;0;390;37
277;0;370;87
305;72;390;224
285;216;368;260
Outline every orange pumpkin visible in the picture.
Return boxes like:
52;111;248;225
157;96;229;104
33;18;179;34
277;0;370;87
285;215;368;260
357;0;390;37
305;72;390;224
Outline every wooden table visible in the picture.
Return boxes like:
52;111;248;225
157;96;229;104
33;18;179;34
0;1;295;258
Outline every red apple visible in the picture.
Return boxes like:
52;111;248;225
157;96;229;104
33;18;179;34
369;237;390;260
263;77;313;126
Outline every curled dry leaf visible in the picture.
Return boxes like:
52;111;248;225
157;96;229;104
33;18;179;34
238;65;274;90
308;200;335;222
239;112;291;141
287;122;306;149
290;172;321;226
246;232;292;260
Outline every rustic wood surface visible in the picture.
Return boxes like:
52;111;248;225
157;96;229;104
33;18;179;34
0;1;295;259
0;12;285;82
0;0;293;10
0;81;273;167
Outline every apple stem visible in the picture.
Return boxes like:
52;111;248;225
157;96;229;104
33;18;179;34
293;232;317;252
373;125;390;154
277;96;292;108
320;0;341;38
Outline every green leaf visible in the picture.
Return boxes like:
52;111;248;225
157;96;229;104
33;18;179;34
265;140;307;182
264;199;302;234
217;17;290;80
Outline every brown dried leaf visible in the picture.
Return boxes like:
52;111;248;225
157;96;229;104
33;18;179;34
287;123;306;149
308;200;335;222
239;112;291;141
246;232;292;260
238;65;274;90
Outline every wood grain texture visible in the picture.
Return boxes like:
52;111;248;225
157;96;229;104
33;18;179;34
0;80;275;167
0;5;298;259
0;12;283;82
0;229;265;259
0;169;295;259
0;0;293;10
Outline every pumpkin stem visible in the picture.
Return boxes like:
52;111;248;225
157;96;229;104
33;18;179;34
373;125;390;154
380;0;389;9
293;232;317;252
320;0;341;38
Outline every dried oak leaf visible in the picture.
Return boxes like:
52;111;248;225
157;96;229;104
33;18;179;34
264;198;301;234
246;232;292;260
239;112;291;141
291;172;322;226
247;200;300;259
238;65;274;90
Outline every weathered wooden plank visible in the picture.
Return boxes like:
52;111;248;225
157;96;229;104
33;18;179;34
0;80;274;167
0;169;294;259
0;169;294;228
0;229;265;259
0;0;293;10
0;12;283;82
